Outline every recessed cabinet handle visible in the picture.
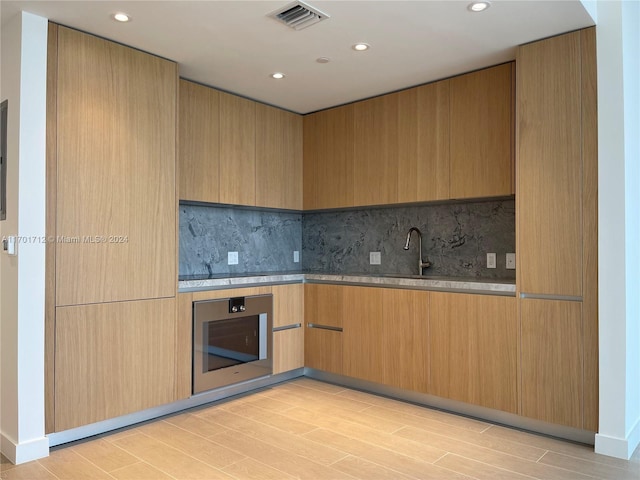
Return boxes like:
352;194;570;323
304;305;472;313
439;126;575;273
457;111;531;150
307;323;343;332
272;323;302;332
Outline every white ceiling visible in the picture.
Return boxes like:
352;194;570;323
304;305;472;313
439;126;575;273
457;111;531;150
1;1;595;114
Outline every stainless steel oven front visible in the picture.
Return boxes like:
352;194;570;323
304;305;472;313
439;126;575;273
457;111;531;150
193;294;273;394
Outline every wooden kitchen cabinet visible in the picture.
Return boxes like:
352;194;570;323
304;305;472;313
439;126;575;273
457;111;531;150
256;104;303;210
381;288;429;392
353;95;399;206
342;286;385;383
449;63;514;199
178;79;220;204
517;28;598;430
304;284;343;374
272;284;304;374
54;26;177;306
396;81;450;203
517;32;584;297
429;292;517;413
520;299;583;428
303;104;355;209
219;91;256;206
55;298;177;431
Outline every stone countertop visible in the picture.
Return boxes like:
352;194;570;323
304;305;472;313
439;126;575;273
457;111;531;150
178;272;515;296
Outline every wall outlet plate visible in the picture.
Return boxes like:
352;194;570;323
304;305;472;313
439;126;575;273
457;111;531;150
370;251;381;265
506;253;516;269
293;250;300;263
228;251;239;265
487;252;496;269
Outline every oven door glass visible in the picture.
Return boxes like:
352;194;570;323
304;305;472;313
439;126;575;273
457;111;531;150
201;313;268;374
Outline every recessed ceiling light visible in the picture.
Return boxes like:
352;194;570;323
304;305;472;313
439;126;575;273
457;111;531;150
271;72;285;79
113;12;131;22
316;57;331;64
352;43;370;52
468;1;491;12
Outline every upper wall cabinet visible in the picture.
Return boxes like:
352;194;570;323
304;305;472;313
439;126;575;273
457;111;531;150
178;81;303;210
219;91;256;206
178;80;220;204
302;63;513;210
396;81;450;204
55;27;177;306
303;104;355;210
450;63;514;199
256;104;303;210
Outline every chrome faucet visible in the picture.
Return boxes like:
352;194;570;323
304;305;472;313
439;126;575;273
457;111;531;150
404;227;431;275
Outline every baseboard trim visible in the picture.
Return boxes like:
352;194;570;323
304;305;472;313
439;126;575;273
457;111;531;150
1;432;50;465
47;369;303;447
595;417;640;459
304;368;596;446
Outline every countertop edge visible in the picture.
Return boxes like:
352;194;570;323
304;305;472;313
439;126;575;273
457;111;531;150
178;273;516;296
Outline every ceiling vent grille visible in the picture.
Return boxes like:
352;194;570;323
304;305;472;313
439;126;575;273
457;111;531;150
268;1;330;30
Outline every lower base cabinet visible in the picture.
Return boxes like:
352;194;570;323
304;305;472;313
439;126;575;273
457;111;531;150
304;284;343;374
520;298;583;428
429;292;517;413
272;284;305;374
54;298;177;431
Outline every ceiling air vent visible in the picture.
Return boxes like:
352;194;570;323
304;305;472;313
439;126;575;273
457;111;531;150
268;1;330;31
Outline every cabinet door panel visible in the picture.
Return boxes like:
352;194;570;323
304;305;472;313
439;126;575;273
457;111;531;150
397;82;450;203
274;327;304;374
521;299;583;428
55;298;177;431
430;292;517;413
517;33;582;296
273;284;304;328
56;27;176;306
342;286;384;383
382;289;429;392
178;79;220;203
353;95;398;205
304;284;343;373
303;105;354;209
219;92;256;206
256;104;303;210
450;63;513;199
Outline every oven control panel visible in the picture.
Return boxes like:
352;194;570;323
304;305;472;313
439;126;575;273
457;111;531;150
229;297;246;313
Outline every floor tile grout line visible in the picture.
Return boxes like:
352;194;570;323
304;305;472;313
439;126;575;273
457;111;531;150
540;448;640;473
33;460;64;480
112;429;234;478
394;425;602;476
361;406;549;462
50;447;119;480
434;451;541;480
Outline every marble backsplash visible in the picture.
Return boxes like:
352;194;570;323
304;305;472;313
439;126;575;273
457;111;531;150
180;199;515;279
179;204;302;277
302;200;515;279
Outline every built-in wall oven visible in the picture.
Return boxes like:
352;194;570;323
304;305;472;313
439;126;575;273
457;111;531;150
193;294;272;394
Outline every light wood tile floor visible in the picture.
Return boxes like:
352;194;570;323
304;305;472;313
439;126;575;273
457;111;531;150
2;379;639;479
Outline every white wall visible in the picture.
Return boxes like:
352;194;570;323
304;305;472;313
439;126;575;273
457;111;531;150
0;11;49;464
595;0;640;460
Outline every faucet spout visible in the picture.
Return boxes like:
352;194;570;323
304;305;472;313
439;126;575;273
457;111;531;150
404;227;431;275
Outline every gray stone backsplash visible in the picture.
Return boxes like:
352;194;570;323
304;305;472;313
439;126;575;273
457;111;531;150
302;200;515;279
179;204;302;277
179;199;515;280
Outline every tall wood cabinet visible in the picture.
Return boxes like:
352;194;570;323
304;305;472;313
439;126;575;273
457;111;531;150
55;26;176;306
46;25;178;432
517;28;598;430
